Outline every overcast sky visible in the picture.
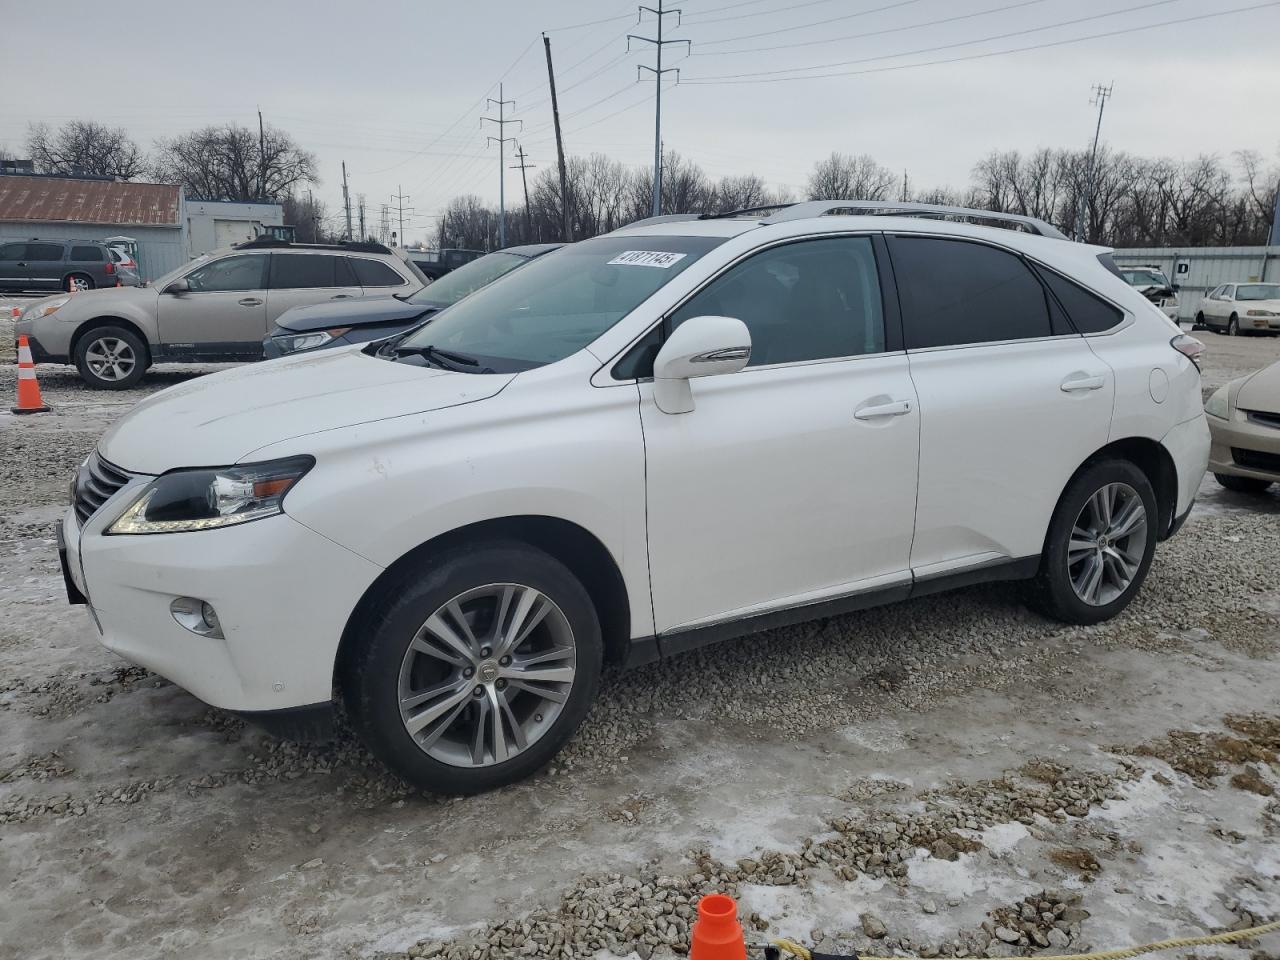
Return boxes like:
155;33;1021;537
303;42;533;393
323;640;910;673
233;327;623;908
3;0;1278;244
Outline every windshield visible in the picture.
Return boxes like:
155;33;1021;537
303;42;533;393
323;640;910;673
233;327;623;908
409;252;531;307
397;235;725;371
1237;283;1280;301
1122;269;1167;287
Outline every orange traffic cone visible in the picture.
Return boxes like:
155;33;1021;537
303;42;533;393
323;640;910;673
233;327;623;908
690;894;747;960
12;335;50;414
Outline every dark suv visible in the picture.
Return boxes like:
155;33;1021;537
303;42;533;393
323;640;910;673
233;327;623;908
0;239;120;292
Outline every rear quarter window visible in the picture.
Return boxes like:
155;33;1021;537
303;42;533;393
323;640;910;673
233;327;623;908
350;258;406;287
1032;264;1125;334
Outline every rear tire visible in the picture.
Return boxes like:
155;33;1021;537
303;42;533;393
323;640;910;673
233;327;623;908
66;273;94;292
343;541;603;794
74;326;146;389
1031;459;1158;625
1214;473;1273;494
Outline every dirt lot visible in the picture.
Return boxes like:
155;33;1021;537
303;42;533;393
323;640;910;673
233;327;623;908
1;316;1279;960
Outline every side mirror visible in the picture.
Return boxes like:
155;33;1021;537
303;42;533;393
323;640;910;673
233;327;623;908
166;278;190;295
652;315;751;415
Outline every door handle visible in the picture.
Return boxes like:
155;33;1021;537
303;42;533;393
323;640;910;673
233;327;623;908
330;294;352;300
1060;373;1106;393
854;399;912;420
238;297;263;307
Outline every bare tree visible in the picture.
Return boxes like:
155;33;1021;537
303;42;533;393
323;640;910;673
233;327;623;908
283;193;331;243
27;120;146;179
714;173;773;212
438;194;498;250
805;152;895;201
1237;149;1279;238
152;123;317;201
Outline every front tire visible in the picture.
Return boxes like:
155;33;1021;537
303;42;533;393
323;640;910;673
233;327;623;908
1215;473;1273;494
74;326;146;389
1031;460;1158;625
1227;314;1239;336
1193;312;1206;330
343;541;603;794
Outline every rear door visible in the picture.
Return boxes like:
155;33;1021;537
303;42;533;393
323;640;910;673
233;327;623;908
26;241;67;290
156;253;269;359
888;234;1115;578
266;253;365;324
69;244;109;287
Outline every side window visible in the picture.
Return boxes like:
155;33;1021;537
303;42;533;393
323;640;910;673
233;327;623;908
889;236;1052;349
70;245;104;261
1224;285;1236;300
1032;265;1123;334
185;254;266;292
27;242;65;261
349;257;405;287
0;243;26;261
668;236;886;368
270;254;342;288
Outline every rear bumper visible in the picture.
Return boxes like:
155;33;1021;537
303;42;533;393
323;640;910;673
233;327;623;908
1161;414;1211;521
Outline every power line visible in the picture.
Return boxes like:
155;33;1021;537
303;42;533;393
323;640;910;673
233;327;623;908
682;0;849;26
690;0;1048;56
629;0;690;217
682;1;1280;85
694;0;924;46
688;0;1186;81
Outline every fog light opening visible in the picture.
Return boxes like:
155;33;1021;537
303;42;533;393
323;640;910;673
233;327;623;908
170;597;224;638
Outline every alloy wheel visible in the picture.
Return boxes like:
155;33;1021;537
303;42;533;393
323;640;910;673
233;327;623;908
1067;482;1148;606
68;276;91;291
397;583;577;767
83;337;137;382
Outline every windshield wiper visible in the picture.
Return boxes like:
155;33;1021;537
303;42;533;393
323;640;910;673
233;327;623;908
393;343;484;372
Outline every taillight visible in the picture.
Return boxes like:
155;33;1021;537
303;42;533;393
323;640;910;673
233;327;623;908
105;261;115;274
1170;334;1203;369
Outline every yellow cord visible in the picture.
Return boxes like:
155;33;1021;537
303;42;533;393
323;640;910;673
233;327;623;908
770;918;1280;960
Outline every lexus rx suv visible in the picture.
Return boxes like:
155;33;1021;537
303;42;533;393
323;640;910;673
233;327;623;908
54;201;1210;794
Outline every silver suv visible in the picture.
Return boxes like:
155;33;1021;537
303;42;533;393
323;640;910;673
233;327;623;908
13;238;425;388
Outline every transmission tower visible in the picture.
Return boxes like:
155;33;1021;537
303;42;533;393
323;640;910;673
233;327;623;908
482;84;520;248
629;0;689;217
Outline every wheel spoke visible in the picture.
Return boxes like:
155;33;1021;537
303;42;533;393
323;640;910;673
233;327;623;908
1108;497;1146;540
496;586;550;657
420;613;479;666
507;679;568;704
505;661;574;685
1090;487;1113;529
404;681;473;737
1075;553;1104;604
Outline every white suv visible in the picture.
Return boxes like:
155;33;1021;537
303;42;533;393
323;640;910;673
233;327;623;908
57;202;1210;793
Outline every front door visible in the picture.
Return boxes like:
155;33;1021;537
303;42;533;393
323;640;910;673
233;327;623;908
887;234;1115;575
265;253;366;325
0;242;24;289
640;234;920;635
157;252;269;359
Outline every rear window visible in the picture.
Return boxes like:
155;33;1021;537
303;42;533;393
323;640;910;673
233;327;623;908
70;245;104;261
270;253;345;288
350;257;405;287
1033;265;1124;334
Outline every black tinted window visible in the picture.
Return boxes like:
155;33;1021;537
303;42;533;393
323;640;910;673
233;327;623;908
350;258;404;287
670;236;886;367
70;245;104;261
891;236;1051;348
1033;265;1123;333
27;242;64;261
185;254;266;292
270;254;342;288
0;243;24;261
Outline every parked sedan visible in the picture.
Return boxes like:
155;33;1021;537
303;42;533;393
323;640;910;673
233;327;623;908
264;243;562;358
1195;282;1280;336
1205;358;1280;493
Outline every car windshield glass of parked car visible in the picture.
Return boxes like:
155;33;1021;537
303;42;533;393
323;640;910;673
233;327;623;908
1122;270;1167;286
407;252;529;307
1237;283;1280;300
395;235;723;371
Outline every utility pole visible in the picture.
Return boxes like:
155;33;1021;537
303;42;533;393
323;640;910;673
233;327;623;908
902;170;909;202
378;203;391;245
307;188;319;242
391;185;413;248
543;33;571;242
482;84;520;249
629;0;689;218
357;193;366;243
1079;82;1113;242
257;107;266;200
341;161;353;241
511;146;536;239
1270;188;1280;247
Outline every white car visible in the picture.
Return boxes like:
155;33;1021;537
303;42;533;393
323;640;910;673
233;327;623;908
1195;282;1280;336
57;201;1210;793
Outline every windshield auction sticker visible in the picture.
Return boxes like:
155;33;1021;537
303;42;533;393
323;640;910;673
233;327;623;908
607;250;688;268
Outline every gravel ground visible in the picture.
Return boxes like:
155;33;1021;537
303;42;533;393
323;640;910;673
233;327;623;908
1;315;1279;960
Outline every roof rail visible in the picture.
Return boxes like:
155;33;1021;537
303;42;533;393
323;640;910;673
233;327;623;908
615;213;704;231
698;203;792;220
757;200;1069;240
232;237;394;254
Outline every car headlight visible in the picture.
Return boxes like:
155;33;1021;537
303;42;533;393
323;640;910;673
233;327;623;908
23;296;71;320
107;456;314;534
272;328;351;354
1246;309;1278;317
1204;384;1230;420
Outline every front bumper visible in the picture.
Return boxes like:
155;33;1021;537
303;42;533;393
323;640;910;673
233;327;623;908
1208;409;1280;482
62;500;383;712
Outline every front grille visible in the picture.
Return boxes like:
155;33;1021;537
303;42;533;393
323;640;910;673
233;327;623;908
74;452;135;526
1232;447;1280;474
1245;409;1280;431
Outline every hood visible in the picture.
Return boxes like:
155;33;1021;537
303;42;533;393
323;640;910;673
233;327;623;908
99;348;514;473
27;284;154;316
1236;359;1280;414
275;295;436;332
